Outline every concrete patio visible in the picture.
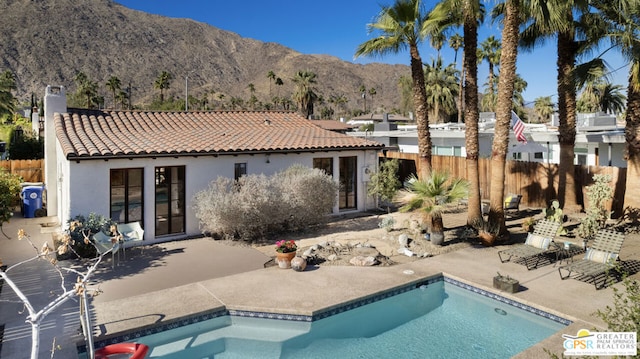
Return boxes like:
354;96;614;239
1;210;637;358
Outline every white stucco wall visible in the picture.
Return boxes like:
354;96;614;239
64;150;378;244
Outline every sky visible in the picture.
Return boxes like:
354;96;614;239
115;0;629;104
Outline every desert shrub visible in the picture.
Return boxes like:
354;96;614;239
577;174;613;239
193;165;338;241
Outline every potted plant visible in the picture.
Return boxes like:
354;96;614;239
522;217;536;233
274;240;298;269
493;272;520;293
398;172;469;246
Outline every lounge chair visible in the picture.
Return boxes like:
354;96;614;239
498;219;560;270
558;229;625;289
117;222;145;259
93;231;120;268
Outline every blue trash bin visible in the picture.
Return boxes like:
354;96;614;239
22;186;43;218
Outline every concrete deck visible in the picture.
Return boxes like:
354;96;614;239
1;211;637;358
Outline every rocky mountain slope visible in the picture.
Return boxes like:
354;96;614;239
1;0;409;113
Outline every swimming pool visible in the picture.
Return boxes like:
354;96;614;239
87;277;569;358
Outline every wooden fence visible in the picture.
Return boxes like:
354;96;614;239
383;153;626;214
0;159;45;183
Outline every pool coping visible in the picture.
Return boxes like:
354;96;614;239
82;272;574;353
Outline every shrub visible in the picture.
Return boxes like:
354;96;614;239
0;169;22;237
193;165;338;241
56;212;114;259
577;174;613;239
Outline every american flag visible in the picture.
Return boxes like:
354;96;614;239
511;110;527;143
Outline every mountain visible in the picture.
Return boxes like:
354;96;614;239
1;0;409;115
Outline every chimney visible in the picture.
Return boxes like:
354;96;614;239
44;85;66;219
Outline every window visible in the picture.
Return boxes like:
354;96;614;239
110;168;143;224
234;163;247;180
313;158;333;177
339;156;357;210
155;166;185;236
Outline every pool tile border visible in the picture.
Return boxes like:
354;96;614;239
82;274;571;353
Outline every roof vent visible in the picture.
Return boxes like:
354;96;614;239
264;118;271;125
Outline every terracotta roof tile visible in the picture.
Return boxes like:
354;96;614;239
55;110;384;160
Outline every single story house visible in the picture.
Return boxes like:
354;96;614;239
350;112;627;167
43;86;384;244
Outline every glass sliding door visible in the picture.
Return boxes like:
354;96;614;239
339;156;357;210
155;166;185;236
110;168;143;224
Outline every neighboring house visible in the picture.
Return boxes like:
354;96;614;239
350;112;627;168
42;86;384;244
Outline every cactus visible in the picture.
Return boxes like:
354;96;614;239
543;200;567;235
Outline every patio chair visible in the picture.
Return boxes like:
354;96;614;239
93;231;120;269
117;222;145;259
558;229;625;289
504;194;522;214
497;219;560;270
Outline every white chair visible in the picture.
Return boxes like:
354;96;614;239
116;222;145;259
93;231;120;268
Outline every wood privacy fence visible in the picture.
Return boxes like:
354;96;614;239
0;159;45;183
383;153;626;215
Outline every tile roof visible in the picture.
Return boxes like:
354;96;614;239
309;119;356;132
55;109;384;160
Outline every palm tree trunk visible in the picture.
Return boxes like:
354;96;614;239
458;53;465;124
463;5;482;224
410;45;432;179
488;0;520;238
624;70;640;209
556;29;580;213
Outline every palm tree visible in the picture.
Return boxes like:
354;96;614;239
448;33;464;123
275;77;284;98
478;35;501;94
430;31;446;57
154;71;173;103
74;72;98;109
598;83;626;114
368;88;377;112
267;71;276;96
398;171;469;245
292;70;318;118
355;0;433;178
487;0;521;239
424;56;459;123
358;84;367;113
428;0;485;225
589;0;640;208
534;96;555;123
105;76;121;109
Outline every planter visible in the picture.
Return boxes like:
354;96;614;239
493;275;520;293
275;251;297;269
430;231;445;245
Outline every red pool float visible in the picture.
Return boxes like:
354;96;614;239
95;342;149;359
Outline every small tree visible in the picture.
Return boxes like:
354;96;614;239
367;159;401;213
0;168;22;238
0;228;115;359
577;174;614;240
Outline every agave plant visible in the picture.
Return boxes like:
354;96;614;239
398;171;469;245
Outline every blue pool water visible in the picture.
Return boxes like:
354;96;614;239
93;279;568;358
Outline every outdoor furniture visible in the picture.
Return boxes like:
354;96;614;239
93;231;120;268
558;229;625;289
504;194;522;214
498;219;560;270
552;241;585;266
117;222;145;259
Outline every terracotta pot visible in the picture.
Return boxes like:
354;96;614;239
275;251;296;269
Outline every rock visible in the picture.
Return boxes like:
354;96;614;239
398;234;409;247
291;256;307;271
349;255;377;266
310;244;319;251
327;254;338;261
352;247;380;257
303;249;313;257
402;249;414;257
